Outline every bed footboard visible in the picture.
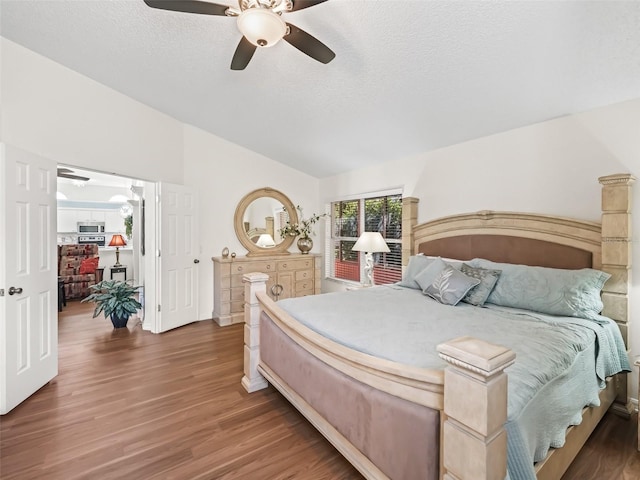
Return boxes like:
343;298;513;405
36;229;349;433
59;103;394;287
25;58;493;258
242;272;514;480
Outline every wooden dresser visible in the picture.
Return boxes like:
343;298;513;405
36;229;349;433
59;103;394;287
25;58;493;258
212;254;321;326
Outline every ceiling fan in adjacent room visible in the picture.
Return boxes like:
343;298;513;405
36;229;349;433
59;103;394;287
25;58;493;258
144;0;336;70
57;167;90;182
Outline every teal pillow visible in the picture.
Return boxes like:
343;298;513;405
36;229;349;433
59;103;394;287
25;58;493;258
469;258;610;319
398;255;435;289
423;265;481;306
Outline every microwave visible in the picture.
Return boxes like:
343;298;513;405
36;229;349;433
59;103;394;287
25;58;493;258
77;222;105;234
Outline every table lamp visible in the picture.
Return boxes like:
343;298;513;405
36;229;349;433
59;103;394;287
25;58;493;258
256;233;276;248
109;234;127;267
352;232;390;287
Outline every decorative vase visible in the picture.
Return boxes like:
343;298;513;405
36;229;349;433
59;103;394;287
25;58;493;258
110;314;129;329
297;236;313;254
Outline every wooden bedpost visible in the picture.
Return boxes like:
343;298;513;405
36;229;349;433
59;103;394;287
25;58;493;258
402;197;419;266
599;173;635;416
241;272;269;393
437;337;516;480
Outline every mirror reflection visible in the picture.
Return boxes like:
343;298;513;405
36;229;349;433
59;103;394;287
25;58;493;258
243;197;290;247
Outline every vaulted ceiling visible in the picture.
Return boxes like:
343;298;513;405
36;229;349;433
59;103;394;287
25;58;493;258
2;0;639;178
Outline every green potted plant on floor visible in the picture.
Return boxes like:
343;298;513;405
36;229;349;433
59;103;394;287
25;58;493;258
82;279;142;328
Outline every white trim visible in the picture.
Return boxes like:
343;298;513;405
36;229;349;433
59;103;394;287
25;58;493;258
327;187;403;203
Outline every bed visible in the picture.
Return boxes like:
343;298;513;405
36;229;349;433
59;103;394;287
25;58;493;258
240;173;635;480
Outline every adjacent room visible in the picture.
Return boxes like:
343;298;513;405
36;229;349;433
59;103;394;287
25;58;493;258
1;1;639;479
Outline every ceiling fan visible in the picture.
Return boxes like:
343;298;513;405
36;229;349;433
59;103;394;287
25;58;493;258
57;168;90;182
144;0;336;70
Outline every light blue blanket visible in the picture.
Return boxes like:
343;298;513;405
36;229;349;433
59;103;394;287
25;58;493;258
277;285;630;480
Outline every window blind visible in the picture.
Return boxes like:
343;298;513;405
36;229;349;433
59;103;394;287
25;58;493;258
325;192;402;285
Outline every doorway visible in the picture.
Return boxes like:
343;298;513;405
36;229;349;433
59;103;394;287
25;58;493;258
56;165;144;285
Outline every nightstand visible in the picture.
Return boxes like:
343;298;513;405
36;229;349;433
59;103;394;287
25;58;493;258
110;266;127;281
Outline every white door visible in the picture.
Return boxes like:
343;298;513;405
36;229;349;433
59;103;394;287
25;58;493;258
0;144;57;415
157;182;199;332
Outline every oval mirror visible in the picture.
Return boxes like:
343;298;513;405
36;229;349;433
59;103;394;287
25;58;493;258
234;188;298;256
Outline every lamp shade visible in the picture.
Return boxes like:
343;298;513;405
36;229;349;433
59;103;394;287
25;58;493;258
256;233;276;248
352;232;390;253
237;9;287;47
109;234;127;248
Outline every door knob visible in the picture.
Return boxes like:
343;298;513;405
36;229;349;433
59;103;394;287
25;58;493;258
8;286;23;295
193;259;200;264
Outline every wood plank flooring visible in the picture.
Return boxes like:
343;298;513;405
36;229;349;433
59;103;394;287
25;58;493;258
1;301;638;479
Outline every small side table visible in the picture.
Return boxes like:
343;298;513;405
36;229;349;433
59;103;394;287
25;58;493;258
110;266;127;281
635;358;640;451
95;267;104;283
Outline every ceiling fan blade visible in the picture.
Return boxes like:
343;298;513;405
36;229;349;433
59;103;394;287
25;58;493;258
58;173;90;181
144;0;229;16
231;37;257;70
284;23;335;64
291;0;329;12
57;168;90;181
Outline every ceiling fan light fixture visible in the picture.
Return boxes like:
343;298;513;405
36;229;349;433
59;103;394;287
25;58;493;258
237;8;287;47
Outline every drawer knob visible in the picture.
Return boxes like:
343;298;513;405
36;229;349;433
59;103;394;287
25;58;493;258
238;266;243;271
283;263;287;268
267;265;271;270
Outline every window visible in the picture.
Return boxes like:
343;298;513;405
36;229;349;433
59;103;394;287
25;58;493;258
326;193;402;285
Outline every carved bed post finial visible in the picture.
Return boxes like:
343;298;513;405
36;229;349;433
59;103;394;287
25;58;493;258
241;272;270;393
599;173;635;416
437;337;516;480
402;197;419;266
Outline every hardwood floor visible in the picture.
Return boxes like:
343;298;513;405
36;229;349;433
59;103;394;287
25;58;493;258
1;301;638;479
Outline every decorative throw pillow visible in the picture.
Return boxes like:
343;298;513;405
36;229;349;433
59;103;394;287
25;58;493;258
424;265;481;306
460;263;502;306
79;257;99;275
398;255;434;289
468;258;610;319
414;257;448;291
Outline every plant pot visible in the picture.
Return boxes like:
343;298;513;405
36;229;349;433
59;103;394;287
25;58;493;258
297;236;313;254
110;314;129;329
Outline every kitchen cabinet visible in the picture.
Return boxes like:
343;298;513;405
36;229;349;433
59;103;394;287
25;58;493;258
57;209;79;233
105;211;124;233
57;207;125;234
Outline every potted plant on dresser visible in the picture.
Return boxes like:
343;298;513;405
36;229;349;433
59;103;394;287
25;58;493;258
82;280;142;328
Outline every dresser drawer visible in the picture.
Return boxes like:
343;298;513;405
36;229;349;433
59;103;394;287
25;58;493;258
231;301;244;314
277;259;313;271
295;269;312;281
230;287;245;302
231;261;276;275
295;280;313;293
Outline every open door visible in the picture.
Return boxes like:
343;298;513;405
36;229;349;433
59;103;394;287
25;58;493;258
1;144;58;414
156;182;199;332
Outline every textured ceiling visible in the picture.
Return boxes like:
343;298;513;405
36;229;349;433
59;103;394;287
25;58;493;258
2;0;639;178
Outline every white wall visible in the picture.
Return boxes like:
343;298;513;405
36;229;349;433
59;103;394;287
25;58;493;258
0;38;184;183
320;98;640;402
182;124;320;321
